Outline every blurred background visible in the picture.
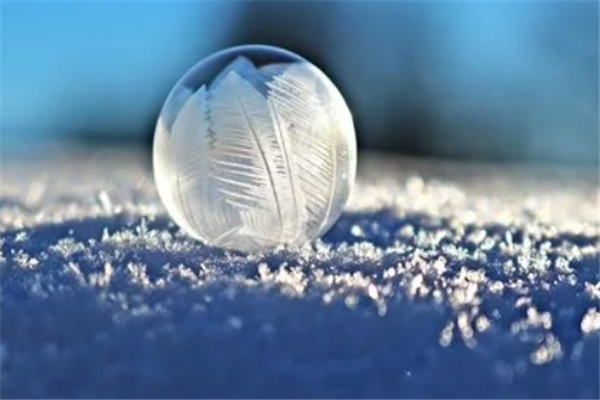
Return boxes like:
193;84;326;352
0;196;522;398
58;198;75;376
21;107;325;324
1;1;598;166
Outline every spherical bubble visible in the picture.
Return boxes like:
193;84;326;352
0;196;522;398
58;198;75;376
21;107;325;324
153;45;356;252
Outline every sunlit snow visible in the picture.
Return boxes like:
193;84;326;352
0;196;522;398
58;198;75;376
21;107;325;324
0;150;598;398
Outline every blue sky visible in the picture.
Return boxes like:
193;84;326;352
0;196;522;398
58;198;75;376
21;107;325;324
1;1;239;148
1;1;597;164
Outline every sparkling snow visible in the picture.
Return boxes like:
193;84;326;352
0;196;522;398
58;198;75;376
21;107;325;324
0;149;598;398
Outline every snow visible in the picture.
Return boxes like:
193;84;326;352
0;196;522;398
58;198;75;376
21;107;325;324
0;149;598;398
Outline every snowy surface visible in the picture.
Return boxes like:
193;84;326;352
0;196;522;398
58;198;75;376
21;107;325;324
1;149;598;398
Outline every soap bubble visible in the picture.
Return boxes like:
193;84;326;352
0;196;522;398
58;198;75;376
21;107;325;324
153;45;356;252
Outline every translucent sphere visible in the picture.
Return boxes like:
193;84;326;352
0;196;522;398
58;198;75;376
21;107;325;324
153;45;356;252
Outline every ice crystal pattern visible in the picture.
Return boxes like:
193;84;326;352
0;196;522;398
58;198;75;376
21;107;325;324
154;57;356;252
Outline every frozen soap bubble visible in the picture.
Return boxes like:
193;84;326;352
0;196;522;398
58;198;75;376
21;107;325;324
153;45;356;252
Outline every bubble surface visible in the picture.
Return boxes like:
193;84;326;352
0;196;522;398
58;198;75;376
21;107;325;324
153;45;356;252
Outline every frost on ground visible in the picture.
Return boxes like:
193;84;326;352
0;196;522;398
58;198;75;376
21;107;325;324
0;149;598;398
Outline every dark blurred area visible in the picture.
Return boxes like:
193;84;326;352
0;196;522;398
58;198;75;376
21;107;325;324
1;1;598;165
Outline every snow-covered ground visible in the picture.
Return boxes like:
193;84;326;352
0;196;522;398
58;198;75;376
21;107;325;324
1;149;598;398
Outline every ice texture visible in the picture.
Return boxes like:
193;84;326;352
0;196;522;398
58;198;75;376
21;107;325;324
154;56;356;252
0;150;598;398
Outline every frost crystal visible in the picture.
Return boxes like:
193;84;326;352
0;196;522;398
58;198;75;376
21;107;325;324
581;308;600;335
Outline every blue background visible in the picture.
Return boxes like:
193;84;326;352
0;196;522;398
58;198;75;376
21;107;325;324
1;1;598;164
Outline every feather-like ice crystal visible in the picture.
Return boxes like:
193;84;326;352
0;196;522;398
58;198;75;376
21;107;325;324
153;45;357;252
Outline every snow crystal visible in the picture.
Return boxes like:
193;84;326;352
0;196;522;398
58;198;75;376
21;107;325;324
96;190;113;214
581;308;600;335
439;321;454;347
530;334;563;365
